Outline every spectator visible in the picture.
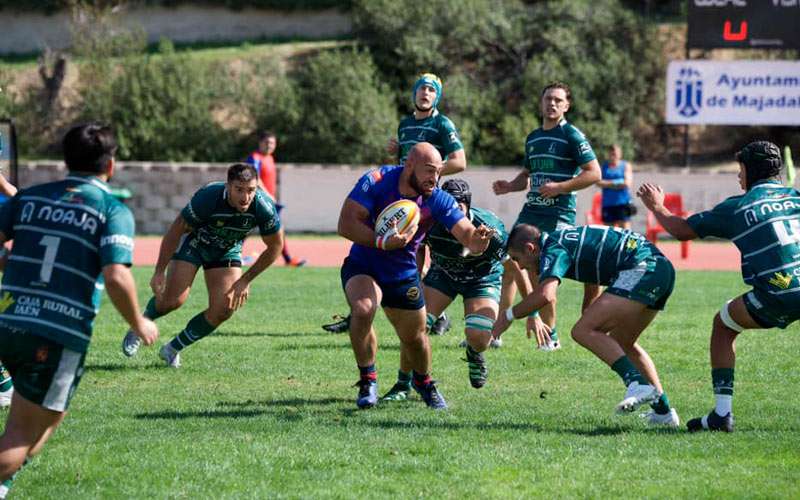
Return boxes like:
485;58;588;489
597;144;634;229
247;131;306;267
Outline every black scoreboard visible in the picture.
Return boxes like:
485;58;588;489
688;0;800;49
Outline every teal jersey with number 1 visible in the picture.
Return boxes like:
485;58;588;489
0;175;135;353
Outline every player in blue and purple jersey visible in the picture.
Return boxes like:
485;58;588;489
640;141;800;433
337;143;494;410
0;123;158;498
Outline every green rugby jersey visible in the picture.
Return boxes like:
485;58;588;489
0;175;135;353
539;225;657;285
523;118;596;220
425;206;507;281
181;182;281;251
687;180;800;300
397;110;463;164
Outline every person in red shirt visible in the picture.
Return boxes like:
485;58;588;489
247;131;306;267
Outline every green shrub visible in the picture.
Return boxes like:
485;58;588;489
254;48;397;164
79;40;240;161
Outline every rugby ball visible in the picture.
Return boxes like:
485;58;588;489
375;199;420;238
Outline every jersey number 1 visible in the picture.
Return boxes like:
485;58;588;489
39;235;61;283
773;219;800;246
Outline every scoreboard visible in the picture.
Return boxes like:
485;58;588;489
688;0;800;49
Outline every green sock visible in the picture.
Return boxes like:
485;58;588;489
650;392;671;415
549;327;558;343
143;297;165;320
169;313;217;352
397;370;412;388
0;364;12;393
610;355;647;386
425;313;436;332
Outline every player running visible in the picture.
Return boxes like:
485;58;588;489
494;223;680;427
338;143;493;409
382;178;507;400
638;141;800;433
323;73;467;336
121;163;283;367
493;82;601;351
0;123;158;498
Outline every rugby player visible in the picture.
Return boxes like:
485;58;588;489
493;82;602;351
338;143;493;409
494;223;680;427
323;73;466;336
0;123;158;497
122;163;283;367
639;141;800;433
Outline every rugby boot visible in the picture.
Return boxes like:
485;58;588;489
322;314;350;333
687;410;734;433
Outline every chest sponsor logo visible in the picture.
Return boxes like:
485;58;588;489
548;142;557;154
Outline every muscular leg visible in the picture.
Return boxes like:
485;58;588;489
384;307;430;377
0;392;64;481
149;260;199;318
344;275;381;367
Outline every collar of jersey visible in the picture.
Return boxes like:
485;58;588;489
65;174;111;193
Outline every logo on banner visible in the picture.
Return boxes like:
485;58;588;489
675;67;703;117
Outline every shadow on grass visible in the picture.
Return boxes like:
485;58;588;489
134;396;350;421
85;362;162;372
214;331;333;338
275;343;400;351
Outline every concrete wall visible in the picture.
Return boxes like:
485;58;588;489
17;161;743;235
0;6;351;55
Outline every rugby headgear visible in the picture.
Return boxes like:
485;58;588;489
735;141;782;189
441;178;471;209
412;73;442;109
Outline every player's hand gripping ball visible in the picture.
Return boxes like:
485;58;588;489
374;200;420;249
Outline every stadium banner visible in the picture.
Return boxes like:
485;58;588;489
666;60;800;125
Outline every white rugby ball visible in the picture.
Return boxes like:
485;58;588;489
375;199;420;238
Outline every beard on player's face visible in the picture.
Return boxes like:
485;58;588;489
409;170;436;197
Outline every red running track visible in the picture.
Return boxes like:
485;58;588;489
133;237;740;271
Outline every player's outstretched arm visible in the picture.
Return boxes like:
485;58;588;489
103;263;158;346
540;159;601;198
493;169;529;195
637;183;698;241
450;219;493;255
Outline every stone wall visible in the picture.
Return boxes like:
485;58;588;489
0;6;351;55
17;161;745;235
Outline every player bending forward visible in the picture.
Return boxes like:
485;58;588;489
494;223;680;427
338;143;493;409
122;163;283;367
639;141;800;433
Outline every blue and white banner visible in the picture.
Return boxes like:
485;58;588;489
666;60;800;125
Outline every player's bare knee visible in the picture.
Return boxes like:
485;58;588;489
158;296;185;313
350;300;377;321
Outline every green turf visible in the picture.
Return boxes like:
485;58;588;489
9;268;800;498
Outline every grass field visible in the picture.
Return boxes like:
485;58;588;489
11;268;800;498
